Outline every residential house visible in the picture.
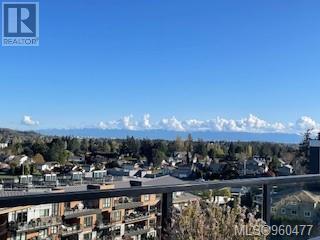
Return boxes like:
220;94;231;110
5;155;29;167
171;165;195;180
277;159;294;176
173;192;201;211
238;159;267;177
0;142;9;149
271;190;320;223
36;162;60;172
277;164;294;176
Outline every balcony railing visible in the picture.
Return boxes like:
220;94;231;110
1;174;320;239
60;224;81;236
8;217;61;233
124;212;150;223
64;208;101;219
113;197;143;210
125;225;151;236
96;220;112;230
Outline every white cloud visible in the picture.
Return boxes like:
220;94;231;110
98;115;138;130
97;114;320;134
21;115;39;126
159;117;185;131
141;114;152;129
213;117;242;131
98;121;108;129
183;119;206;131
243;114;268;129
271;122;286;132
296;116;320;133
296;116;318;129
121;115;137;130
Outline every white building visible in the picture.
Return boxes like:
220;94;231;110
0;142;8;149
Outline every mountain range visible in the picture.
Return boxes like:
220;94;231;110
38;128;302;143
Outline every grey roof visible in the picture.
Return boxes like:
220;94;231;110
173;192;201;204
0;176;187;200
142;175;186;186
0;189;49;198
63;185;88;192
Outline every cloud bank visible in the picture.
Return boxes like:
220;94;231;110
97;114;320;134
21;115;40;126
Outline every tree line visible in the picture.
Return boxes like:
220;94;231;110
0;133;300;168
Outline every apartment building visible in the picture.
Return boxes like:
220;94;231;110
1;203;61;240
0;176;182;240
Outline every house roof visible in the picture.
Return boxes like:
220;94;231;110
173;192;201;204
142;175;186;186
273;190;320;208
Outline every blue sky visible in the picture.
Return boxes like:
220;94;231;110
1;0;320;133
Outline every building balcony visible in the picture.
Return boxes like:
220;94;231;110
64;208;101;219
113;201;143;210
8;217;61;233
124;212;150;224
125;226;151;237
95;220;112;230
113;197;142;209
60;224;81;237
149;206;161;216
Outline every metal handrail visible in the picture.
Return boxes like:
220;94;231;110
0;174;318;207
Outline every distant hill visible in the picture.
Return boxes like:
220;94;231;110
38;128;302;143
0;128;40;140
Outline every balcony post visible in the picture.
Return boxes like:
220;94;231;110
262;184;271;225
161;192;173;239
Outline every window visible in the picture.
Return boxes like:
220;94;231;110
102;198;111;208
271;207;276;212
39;209;50;217
65;202;71;209
84;232;92;240
111;226;121;236
304;211;311;217
112;226;121;236
149;219;156;228
291;210;297;215
281;208;286;215
28;176;32;182
17;211;27;223
94;171;106;178
84;216;93;227
111;210;121;222
73;173;82;180
144;194;150;201
16;233;26;240
51;226;58;234
53;203;59;216
45;175;57;182
39;229;48;238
